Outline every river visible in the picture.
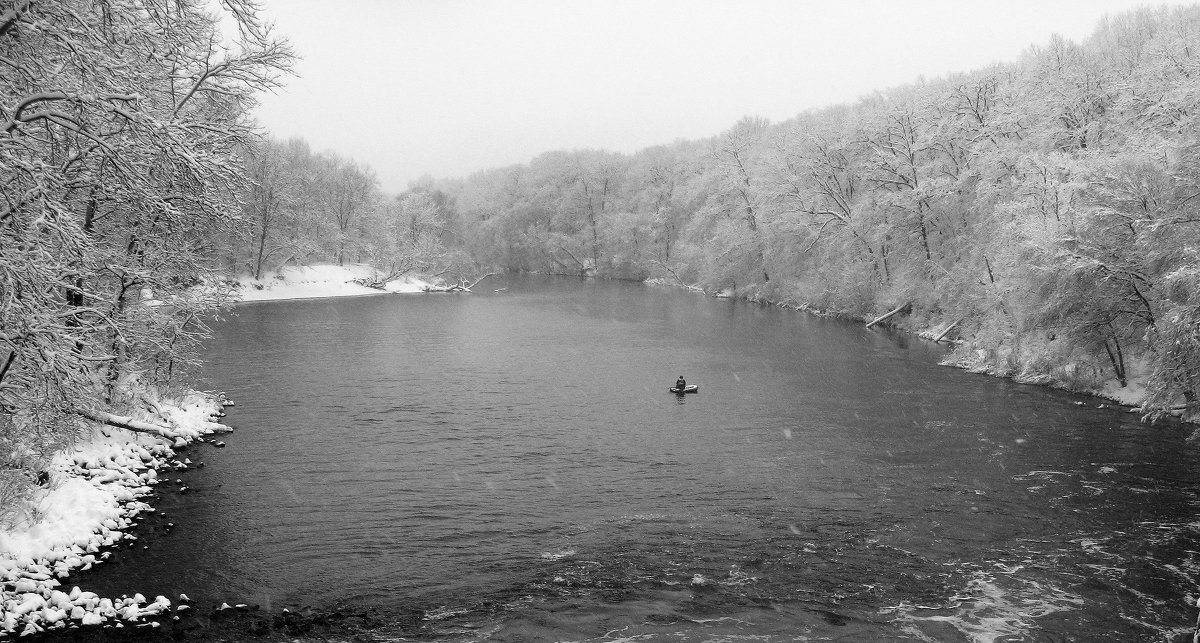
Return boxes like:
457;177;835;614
80;275;1200;641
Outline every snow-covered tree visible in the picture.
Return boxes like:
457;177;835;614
0;0;293;466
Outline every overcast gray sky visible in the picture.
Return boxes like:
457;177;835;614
253;0;1193;194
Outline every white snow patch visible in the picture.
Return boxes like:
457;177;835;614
231;264;431;302
0;391;227;635
1097;375;1149;408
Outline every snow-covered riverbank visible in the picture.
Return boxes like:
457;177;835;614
231;264;430;302
646;278;1162;418
0;393;230;637
0;264;436;638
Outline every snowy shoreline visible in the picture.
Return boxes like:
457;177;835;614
644;277;1162;419
0;264;434;638
0;393;231;637
229;264;431;303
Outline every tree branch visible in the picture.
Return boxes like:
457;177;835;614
463;272;496;290
0;351;15;385
0;0;34;39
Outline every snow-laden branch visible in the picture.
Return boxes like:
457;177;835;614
421;273;496;293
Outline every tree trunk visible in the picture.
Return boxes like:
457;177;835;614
77;408;233;437
0;350;15;385
78;408;175;437
253;186;272;280
421;272;496;292
1103;337;1128;387
590;216;600;271
917;202;932;263
1183;390;1198;423
866;302;911;329
934;318;962;342
104;276;137;404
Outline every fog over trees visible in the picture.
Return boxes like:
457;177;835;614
4;1;1200;488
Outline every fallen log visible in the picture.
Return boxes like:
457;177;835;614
77;408;175;438
933;318;962;343
463;272;496;290
865;302;911;329
650;259;699;291
351;276;390;290
422;272;497;293
422;283;466;293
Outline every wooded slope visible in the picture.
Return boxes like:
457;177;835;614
431;7;1200;417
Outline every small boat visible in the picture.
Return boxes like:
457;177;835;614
669;385;699;395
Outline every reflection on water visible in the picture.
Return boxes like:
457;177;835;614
80;275;1200;641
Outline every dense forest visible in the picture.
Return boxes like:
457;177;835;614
236;7;1200;421
4;1;1200;500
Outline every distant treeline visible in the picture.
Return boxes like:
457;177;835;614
227;7;1200;418
225;139;473;283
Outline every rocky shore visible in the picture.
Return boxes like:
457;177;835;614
0;393;232;637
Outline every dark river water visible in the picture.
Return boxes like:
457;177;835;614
81;275;1200;641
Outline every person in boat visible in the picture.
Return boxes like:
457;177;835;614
675;375;686;390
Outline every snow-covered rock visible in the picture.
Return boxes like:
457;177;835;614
0;391;228;636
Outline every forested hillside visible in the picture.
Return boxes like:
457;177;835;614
423;7;1200;419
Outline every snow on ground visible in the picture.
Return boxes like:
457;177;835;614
1099;377;1149;408
232;264;430;302
0;392;230;636
652;279;1167;414
0;263;437;637
0;264;438;636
